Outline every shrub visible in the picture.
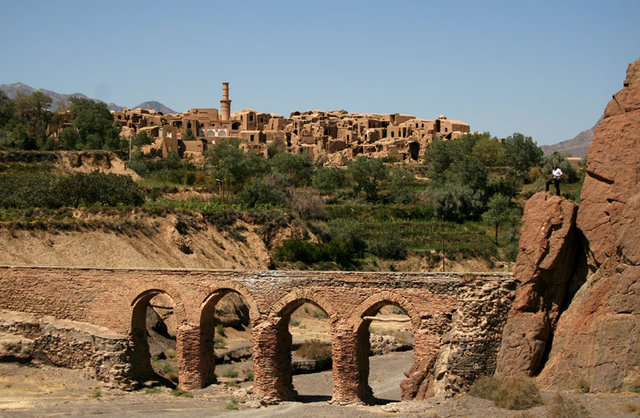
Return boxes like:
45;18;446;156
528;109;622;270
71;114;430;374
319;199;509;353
0;172;144;209
270;152;313;186
170;388;192;397
312;309;328;319
239;178;284;208
469;375;501;400
222;369;239;378
576;378;590;393
214;335;226;349
469;375;542;410
215;323;226;337
289;318;300;327
145;387;162;394
429;184;485;222
368;232;408;260
289;187;325;219
391;306;406;315
549;394;589;418
492;376;542;410
296;339;332;362
313;166;348;193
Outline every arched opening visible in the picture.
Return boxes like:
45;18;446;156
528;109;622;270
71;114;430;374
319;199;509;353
274;300;332;401
131;290;178;387
200;290;253;388
355;301;414;404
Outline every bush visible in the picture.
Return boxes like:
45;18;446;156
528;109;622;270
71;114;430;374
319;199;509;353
0;171;144;209
429;184;485;221
274;238;358;269
296;339;332;362
469;375;501;400
549;394;589;418
368;232;408;260
239;178;284;208
492;376;542;410
469;375;542;410
313;166;348;193
312;309;328;319
270;152;313;186
289;187;325;219
222;369;239;378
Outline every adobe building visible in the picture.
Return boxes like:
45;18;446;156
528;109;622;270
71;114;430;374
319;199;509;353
113;83;470;162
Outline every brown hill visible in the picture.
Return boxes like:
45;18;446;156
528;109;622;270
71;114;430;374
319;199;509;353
541;118;601;158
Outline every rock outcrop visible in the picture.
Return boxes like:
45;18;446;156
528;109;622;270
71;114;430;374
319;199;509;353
495;193;579;376
0;309;134;389
537;59;640;391
497;58;640;392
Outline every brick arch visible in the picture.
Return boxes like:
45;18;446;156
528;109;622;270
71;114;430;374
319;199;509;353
197;281;261;322
347;291;420;330
129;284;185;386
130;283;187;326
196;282;261;388
269;289;337;321
346;291;420;404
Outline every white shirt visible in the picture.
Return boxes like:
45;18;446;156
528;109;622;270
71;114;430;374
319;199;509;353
552;167;563;179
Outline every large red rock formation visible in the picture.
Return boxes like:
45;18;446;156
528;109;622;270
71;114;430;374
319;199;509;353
497;58;640;391
495;194;579;377
538;59;640;390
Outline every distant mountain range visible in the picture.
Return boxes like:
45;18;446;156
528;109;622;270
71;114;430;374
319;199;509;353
0;82;176;114
541;117;602;158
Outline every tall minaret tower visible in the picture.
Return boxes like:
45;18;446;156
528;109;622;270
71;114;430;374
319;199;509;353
220;82;231;121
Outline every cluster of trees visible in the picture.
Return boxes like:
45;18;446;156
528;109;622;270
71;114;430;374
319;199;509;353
0;91;125;152
0;172;144;209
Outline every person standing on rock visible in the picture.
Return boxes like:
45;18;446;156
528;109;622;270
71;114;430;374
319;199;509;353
545;163;563;196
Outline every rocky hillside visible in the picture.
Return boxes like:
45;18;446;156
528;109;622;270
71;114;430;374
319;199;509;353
496;58;640;391
0;209;310;270
541;118;601;158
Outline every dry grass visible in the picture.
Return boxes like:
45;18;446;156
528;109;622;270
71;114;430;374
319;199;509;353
549;394;590;418
469;375;542;410
296;339;332;362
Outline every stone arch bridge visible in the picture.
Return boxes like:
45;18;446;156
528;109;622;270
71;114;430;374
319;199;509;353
0;266;515;403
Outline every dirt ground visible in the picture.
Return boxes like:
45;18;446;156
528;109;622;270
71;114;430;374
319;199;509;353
2;354;640;417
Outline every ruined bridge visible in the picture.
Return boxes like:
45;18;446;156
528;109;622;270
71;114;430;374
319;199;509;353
0;266;515;403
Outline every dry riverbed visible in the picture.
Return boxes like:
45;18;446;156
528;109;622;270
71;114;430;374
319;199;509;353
2;353;640;417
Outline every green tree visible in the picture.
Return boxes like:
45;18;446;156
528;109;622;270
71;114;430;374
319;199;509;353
183;127;195;140
132;131;154;147
429;184;485;222
312;166;347;194
472;135;506;167
482;193;517;244
205;138;269;196
65;97;122;150
0;91;13;128
347;157;389;202
270;152;313;186
239;178;285;208
10;92;53;149
503;133;543;178
388;166;415;203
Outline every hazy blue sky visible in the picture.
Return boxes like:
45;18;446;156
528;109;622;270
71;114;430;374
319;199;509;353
2;0;639;145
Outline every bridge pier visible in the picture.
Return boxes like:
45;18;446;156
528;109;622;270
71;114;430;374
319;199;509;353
177;324;206;390
251;320;296;402
331;323;371;404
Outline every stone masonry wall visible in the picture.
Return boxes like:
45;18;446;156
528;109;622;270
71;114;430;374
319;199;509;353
0;266;514;403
